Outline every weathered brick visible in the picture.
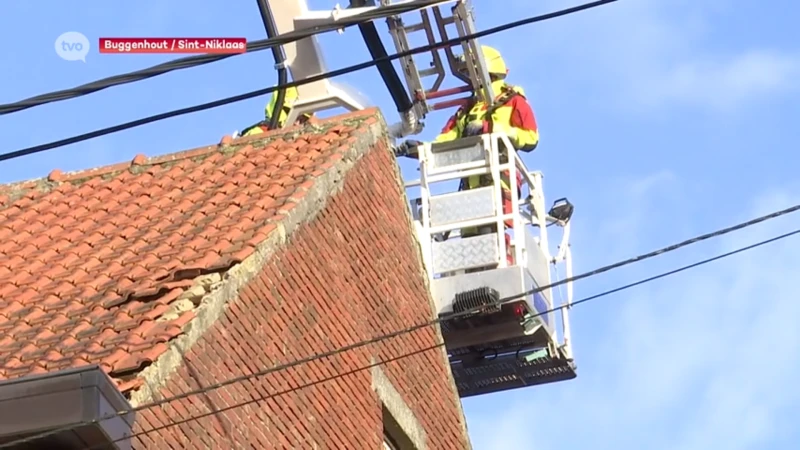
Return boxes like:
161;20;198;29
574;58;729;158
124;143;470;449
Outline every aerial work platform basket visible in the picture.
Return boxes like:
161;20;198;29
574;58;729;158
263;0;578;398
405;133;577;397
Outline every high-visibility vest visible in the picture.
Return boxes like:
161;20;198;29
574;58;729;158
463;90;523;194
435;82;539;151
455;86;529;193
241;105;311;138
240;122;270;137
462;86;519;136
460;86;526;237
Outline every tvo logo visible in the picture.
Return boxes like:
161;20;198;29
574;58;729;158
55;31;90;62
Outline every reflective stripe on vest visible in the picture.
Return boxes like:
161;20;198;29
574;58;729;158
462;87;522;191
459;87;520;137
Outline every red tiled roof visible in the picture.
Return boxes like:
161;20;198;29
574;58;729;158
0;109;384;392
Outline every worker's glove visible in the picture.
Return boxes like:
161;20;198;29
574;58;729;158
393;139;423;159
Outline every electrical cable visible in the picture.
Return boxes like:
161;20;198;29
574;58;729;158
88;224;800;449
93;344;444;449
350;0;414;114
496;202;800;304
4;201;796;449
0;0;448;116
0;0;619;163
567;227;800;308
255;0;289;130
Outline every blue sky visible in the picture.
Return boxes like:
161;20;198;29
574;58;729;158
2;0;800;449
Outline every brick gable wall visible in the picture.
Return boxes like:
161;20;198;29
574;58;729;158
129;142;470;449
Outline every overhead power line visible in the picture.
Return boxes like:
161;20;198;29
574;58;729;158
0;0;619;163
498;202;800;304
5;201;797;449
98;227;800;448
0;0;447;116
95;345;444;449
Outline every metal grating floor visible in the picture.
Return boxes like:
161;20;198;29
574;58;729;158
450;346;577;398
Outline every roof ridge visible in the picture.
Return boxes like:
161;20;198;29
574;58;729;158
0;107;389;387
0;110;379;205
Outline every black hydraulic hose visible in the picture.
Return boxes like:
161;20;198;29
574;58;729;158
350;0;412;113
256;0;289;129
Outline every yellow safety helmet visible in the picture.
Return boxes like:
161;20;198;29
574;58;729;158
455;45;508;78
481;45;507;76
265;86;311;126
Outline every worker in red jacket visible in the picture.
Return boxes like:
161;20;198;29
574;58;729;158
434;46;539;150
397;45;540;265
